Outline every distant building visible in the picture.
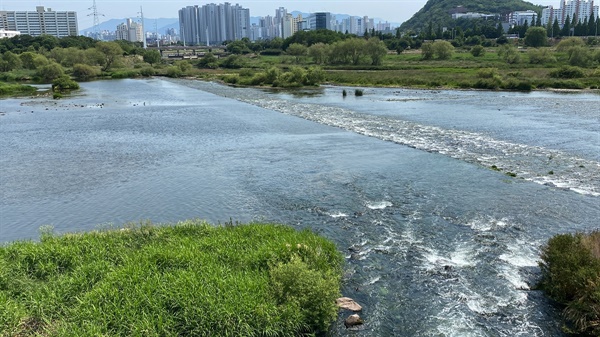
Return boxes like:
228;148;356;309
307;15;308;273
509;10;537;26
179;3;250;45
314;12;332;30
116;19;144;43
542;0;599;26
0;29;20;38
452;12;496;20
0;6;77;37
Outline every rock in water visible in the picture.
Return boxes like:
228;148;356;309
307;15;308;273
336;297;362;311
344;314;364;328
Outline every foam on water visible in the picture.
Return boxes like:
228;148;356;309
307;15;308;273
366;200;393;210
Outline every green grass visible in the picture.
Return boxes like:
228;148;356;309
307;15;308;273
0;82;37;96
539;231;600;336
0;220;343;337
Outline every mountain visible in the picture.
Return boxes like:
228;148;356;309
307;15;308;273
400;0;542;31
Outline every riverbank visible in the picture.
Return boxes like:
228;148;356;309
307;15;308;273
0;220;343;336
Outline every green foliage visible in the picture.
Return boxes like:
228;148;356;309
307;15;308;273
0;82;37;96
225;40;251;54
166;66;183;78
567;46;592;67
308;43;331;64
36;61;65;82
400;0;541;32
539;231;600;336
524;27;548;47
95;41;124;71
198;52;219;69
550;66;586;78
0;221;343;336
556;37;586;52
470;45;486;57
139;67;156;77
0;51;22;72
220;55;246;69
528;48;557;64
421;42;434;60
286;43;308;63
52;75;79;92
355;89;364;96
142;49;162;66
72;64;100;80
498;44;521;64
432;40;454;60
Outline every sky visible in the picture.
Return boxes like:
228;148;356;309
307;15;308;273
1;0;561;30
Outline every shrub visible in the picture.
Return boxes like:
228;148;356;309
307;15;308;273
355;89;364;96
421;43;434;60
72;63;100;80
36;61;65;82
567;46;592;67
220;55;246;69
550;66;586;79
166;66;183;78
305;66;325;86
477;68;499;79
470;45;485;57
432;40;454;60
500;79;532;91
139;67;155;77
498;44;521;64
539;231;600;336
556;37;586;52
528;48;557;64
52;75;79;92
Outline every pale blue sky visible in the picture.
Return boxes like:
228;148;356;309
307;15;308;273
1;0;559;29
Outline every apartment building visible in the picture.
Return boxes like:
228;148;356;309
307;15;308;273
542;0;599;25
116;18;144;43
179;3;250;46
0;6;77;37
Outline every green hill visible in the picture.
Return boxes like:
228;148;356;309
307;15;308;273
400;0;542;32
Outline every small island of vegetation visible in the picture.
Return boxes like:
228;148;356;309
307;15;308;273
539;231;600;336
0;220;343;336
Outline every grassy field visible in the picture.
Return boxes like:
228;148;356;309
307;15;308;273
0;221;343;337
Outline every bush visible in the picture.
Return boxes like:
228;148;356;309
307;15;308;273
432;40;454;60
52;75;79;92
166;66;183;78
556;37;586;52
500;79;532;91
139;67;155;77
539;231;600;336
550;66;586;79
72;63;100;80
355;89;364;96
528;48;557;64
567;46;592;67
220;55;246;69
477;68;499;79
36;61;65;82
498;44;521;64
470;45;485;57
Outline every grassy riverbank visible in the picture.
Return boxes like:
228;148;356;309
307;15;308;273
0;221;343;336
539;231;600;336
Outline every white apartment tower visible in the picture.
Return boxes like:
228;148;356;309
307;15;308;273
0;6;77;37
179;3;250;45
116;19;144;43
542;0;599;25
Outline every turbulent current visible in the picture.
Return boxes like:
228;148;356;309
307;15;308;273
1;79;599;336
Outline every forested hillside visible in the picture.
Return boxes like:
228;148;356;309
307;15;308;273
401;0;542;31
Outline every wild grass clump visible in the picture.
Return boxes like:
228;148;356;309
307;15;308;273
550;66;586;79
0;220;343;336
0;82;37;96
539;231;600;336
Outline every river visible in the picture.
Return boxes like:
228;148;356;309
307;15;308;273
1;78;599;336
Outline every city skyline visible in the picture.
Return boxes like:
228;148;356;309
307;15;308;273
1;0;560;30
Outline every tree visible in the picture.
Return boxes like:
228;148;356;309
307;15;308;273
308;43;330;64
552;18;561;38
143;49;162;66
470;45;485;57
498;44;521;64
1;51;22;71
36;61;64;81
421;42;434;60
95;41;123;71
225;40;250;54
432;40;454;60
198;52;218;69
286;43;308;63
524;26;548;47
365;38;388;65
561;15;572;37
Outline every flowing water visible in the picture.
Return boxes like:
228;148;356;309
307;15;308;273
1;78;599;336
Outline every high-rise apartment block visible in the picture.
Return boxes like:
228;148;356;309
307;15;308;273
542;0;599;26
0;6;77;38
116;19;144;43
179;3;250;46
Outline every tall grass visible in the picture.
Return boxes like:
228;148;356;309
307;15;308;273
539;231;600;336
0;220;343;336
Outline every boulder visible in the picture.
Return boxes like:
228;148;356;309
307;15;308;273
344;314;364;328
336;297;362;311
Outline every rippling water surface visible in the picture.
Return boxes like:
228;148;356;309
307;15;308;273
1;79;599;336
